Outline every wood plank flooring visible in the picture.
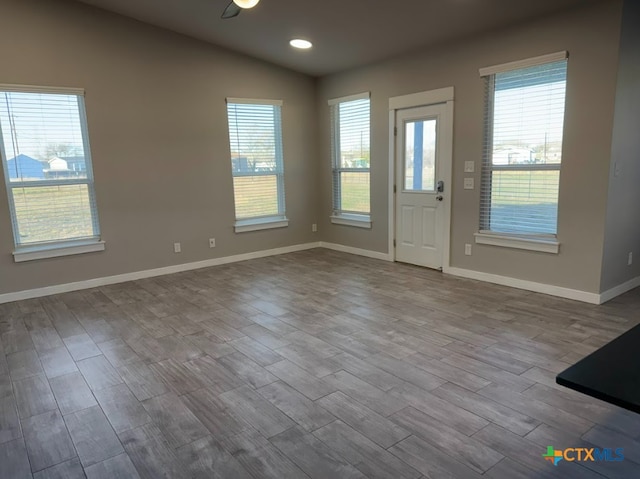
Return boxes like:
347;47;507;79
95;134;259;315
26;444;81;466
1;248;640;478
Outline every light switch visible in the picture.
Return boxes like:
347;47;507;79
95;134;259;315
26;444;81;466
464;161;475;173
464;178;474;190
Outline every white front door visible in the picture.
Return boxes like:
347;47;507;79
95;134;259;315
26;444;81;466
395;103;450;269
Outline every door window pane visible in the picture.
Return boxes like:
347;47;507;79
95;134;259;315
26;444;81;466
404;119;436;191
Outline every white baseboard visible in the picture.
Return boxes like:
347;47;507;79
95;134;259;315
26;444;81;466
6;241;633;306
599;276;640;304
319;242;392;262
0;242;321;304
444;266;601;304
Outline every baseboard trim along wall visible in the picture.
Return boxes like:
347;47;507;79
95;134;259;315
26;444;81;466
0;242;322;304
319;242;393;262
2;242;634;305
444;266;602;305
599;275;640;304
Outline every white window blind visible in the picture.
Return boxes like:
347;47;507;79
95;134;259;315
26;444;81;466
330;94;371;217
226;100;285;222
0;87;100;248
480;58;568;236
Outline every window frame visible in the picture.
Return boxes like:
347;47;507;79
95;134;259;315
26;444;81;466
0;84;104;262
476;52;568;254
329;92;372;229
226;98;288;233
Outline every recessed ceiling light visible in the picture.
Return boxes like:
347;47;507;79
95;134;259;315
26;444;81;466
290;39;313;50
233;0;260;9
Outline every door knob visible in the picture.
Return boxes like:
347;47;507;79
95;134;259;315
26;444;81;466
436;195;443;202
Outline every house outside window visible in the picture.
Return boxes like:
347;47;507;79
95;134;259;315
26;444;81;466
0;85;103;262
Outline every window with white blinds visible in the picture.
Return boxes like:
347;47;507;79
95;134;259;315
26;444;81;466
226;99;286;226
480;54;568;236
0;86;101;249
330;93;371;219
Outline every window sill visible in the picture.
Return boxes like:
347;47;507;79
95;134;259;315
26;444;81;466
13;239;106;263
474;232;559;254
235;216;289;233
330;214;372;229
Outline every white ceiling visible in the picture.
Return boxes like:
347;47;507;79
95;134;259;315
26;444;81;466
75;0;597;77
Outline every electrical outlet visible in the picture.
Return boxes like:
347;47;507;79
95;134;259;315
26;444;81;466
464;161;475;173
174;242;181;253
209;238;216;248
312;224;317;232
465;244;472;256
629;252;633;266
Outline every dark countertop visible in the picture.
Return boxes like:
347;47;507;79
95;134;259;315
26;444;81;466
556;322;640;414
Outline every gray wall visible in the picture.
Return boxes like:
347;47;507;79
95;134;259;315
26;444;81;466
0;0;629;298
317;1;623;294
0;0;319;295
600;0;640;292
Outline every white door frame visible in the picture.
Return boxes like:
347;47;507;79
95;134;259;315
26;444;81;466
388;87;454;268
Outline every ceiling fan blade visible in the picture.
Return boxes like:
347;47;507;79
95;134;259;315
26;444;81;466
221;1;242;19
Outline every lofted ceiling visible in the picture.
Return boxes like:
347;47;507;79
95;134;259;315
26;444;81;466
75;0;598;77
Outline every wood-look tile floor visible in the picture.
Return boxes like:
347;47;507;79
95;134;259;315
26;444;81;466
1;248;640;478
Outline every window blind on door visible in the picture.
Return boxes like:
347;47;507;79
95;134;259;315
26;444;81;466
0;88;100;247
226;100;285;221
329;93;371;216
480;58;568;236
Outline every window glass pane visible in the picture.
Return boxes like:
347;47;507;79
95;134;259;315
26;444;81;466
0;89;100;247
0;92;89;182
339;99;370;169
331;95;370;217
489;170;559;234
404;119;436;191
481;59;567;236
492;62;566;166
228;104;280;173
340;171;370;214
12;184;95;244
227;102;284;221
233;175;279;219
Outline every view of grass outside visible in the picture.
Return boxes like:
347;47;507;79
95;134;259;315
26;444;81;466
12;185;95;244
340;172;370;213
331;96;371;215
489;170;559;234
0;90;100;246
233;175;279;219
483;60;567;235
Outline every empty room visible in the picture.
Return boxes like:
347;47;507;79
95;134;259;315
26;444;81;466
1;0;640;477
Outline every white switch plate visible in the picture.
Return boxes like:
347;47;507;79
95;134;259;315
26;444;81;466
209;238;216;248
464;161;475;173
464;178;475;190
465;244;472;256
174;242;181;253
312;224;317;232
